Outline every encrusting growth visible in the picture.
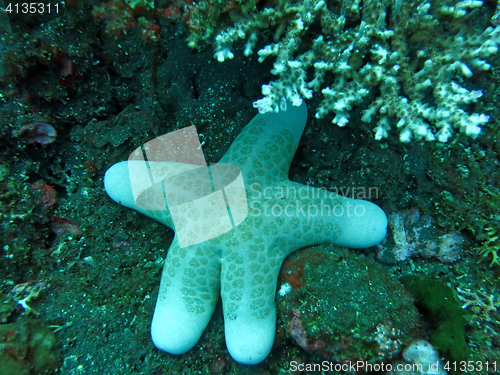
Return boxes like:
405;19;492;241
213;0;498;142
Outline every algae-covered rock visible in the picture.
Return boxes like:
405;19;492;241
0;321;60;374
278;245;422;364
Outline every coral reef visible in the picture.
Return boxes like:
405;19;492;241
214;0;498;142
478;225;500;266
0;0;499;373
388;340;447;375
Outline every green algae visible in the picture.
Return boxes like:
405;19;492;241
0;321;60;374
400;275;468;369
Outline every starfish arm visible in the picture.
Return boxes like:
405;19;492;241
250;181;387;254
219;238;283;365
328;195;387;248
105;159;218;230
104;161;144;211
300;186;388;248
151;238;221;354
220;101;307;182
104;161;176;228
224;300;276;365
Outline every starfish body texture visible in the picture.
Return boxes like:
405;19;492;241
104;102;388;364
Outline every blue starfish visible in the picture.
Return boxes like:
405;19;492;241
104;102;387;364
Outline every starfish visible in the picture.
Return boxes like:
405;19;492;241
103;102;387;364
